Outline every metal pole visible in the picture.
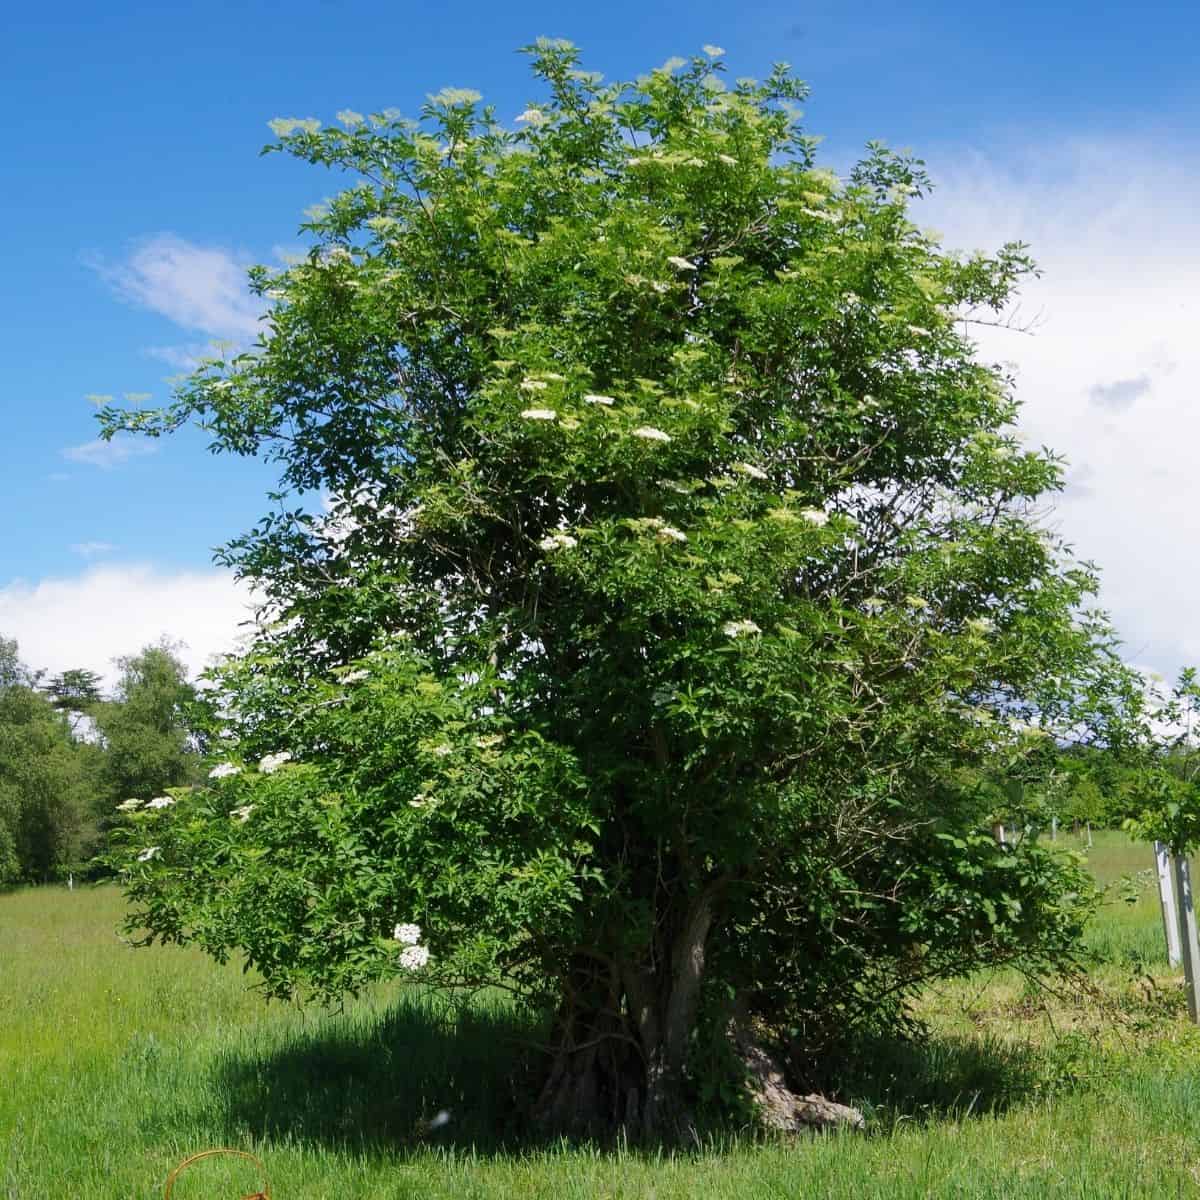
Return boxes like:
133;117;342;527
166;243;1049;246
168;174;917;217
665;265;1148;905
1155;841;1182;967
1172;853;1200;1023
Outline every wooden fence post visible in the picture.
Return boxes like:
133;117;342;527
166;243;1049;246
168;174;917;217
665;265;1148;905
1154;841;1182;967
1172;852;1200;1023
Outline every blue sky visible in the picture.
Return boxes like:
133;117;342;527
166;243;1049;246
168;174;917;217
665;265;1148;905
3;0;1199;683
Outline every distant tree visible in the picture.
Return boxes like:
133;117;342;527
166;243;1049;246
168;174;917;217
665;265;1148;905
0;636;27;690
0;637;98;883
45;669;104;712
94;641;199;808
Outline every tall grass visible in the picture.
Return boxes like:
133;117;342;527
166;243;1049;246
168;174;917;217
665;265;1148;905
3;835;1200;1198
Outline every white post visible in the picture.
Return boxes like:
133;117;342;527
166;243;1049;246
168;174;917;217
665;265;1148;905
1086;822;1093;848
1051;816;1058;841
1172;853;1200;1023
1155;842;1182;967
67;873;73;892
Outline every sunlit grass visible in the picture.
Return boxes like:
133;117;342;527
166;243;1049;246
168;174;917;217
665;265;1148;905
4;834;1200;1197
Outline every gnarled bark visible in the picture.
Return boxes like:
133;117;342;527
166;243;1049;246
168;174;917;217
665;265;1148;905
533;893;715;1139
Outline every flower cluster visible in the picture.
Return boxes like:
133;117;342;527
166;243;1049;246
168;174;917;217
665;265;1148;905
637;518;687;545
231;804;255;823
146;796;175;810
733;463;768;481
259;751;293;774
632;426;671;443
723;619;762;638
539;532;578;552
520;408;557;421
393;922;432;971
208;762;241;780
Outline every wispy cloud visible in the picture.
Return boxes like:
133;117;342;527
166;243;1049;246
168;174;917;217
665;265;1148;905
88;233;263;341
1088;375;1152;412
62;435;157;470
143;342;223;371
69;541;116;558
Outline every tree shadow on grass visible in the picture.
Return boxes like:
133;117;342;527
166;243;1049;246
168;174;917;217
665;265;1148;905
189;992;1067;1157
822;1028;1065;1128
204;989;548;1154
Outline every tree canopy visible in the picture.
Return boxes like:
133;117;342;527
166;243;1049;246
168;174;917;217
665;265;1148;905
102;42;1142;1134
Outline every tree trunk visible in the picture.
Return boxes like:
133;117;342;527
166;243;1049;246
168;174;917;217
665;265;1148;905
534;894;714;1139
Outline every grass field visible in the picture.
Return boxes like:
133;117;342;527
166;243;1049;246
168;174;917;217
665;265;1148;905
4;830;1200;1198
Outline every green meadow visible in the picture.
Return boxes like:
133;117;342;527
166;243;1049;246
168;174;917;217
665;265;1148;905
4;831;1200;1199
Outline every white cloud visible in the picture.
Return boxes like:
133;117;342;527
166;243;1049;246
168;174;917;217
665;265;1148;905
69;542;116;559
919;137;1200;677
62;435;157;470
142;342;221;371
0;565;256;688
90;233;263;341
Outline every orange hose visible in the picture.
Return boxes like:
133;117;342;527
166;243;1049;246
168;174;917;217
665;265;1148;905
163;1148;270;1199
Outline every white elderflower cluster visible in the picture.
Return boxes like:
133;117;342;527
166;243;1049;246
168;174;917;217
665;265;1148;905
339;668;370;683
520;408;557;421
667;255;697;271
733;463;768;480
519;379;549;391
393;922;432;971
799;508;828;527
583;394;615;406
231;804;255;823
723;619;761;638
965;617;995;635
146;796;175;810
393;922;421;945
259;751;293;774
117;798;142;812
539;532;578;552
400;945;431;971
632;426;671;443
208;762;241;780
137;847;160;862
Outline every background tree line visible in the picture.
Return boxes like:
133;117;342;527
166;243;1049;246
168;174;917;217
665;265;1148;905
0;634;201;884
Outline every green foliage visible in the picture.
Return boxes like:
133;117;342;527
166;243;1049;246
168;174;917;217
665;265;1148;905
0;639;98;883
1122;671;1200;853
93;640;201;812
44;668;103;712
100;43;1143;1126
